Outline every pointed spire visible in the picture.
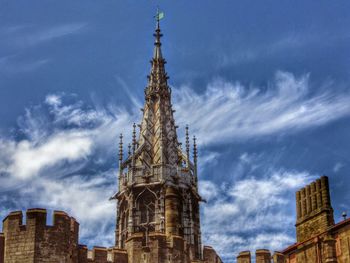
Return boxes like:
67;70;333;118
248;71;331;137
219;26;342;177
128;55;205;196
128;143;132;156
153;20;163;60
132;123;137;153
153;7;164;60
119;133;123;161
146;10;169;98
193;135;198;180
185;125;190;165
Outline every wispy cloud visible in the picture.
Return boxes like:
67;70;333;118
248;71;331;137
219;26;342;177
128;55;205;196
11;23;87;48
0;70;348;259
0;55;49;74
174;71;350;144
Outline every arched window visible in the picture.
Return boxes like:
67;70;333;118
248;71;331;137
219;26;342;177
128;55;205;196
119;200;128;248
140;193;155;224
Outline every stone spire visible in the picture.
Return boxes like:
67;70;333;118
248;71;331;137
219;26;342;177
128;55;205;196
135;19;179;172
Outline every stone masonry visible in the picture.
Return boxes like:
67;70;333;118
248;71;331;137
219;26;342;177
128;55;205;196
0;208;128;263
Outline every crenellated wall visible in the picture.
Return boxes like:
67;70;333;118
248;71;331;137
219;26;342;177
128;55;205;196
2;208;79;263
78;245;128;263
1;208;129;263
237;250;279;263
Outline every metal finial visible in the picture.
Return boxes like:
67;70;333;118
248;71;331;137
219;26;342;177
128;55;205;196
132;123;137;153
342;211;347;220
185;125;190;159
119;133;123;161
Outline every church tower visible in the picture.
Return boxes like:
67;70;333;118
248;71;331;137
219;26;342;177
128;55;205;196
111;16;203;263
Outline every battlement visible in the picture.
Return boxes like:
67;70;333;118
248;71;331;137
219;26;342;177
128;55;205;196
2;208;79;262
78;245;128;263
295;176;335;242
237;250;283;263
3;208;79;234
296;176;333;223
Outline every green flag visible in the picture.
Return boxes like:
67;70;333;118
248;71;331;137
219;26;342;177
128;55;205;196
156;11;164;21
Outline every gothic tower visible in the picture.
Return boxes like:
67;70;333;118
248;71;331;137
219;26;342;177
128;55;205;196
111;18;203;263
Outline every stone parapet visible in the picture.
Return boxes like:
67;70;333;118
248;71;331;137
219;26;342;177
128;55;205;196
237;251;251;263
256;249;271;263
2;208;79;263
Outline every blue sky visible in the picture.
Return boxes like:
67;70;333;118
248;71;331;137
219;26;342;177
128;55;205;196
1;1;350;262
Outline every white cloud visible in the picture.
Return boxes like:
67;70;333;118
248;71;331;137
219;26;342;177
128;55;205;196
5;131;92;179
200;156;315;262
174;71;350;144
0;71;348;260
17;169;116;247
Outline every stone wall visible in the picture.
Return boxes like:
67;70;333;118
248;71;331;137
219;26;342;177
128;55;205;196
237;250;281;263
334;223;350;263
2;208;79;263
78;245;128;263
1;208;129;263
0;232;4;263
125;232;191;263
237;251;251;263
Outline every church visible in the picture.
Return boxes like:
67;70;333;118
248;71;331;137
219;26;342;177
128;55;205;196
1;15;350;263
0;18;222;263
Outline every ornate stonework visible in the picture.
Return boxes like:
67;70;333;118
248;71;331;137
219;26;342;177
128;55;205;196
0;20;223;263
110;20;210;263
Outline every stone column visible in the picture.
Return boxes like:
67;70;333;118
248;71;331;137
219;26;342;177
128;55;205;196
323;236;338;263
165;186;179;237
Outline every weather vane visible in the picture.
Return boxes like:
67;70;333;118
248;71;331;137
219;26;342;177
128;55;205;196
155;7;164;22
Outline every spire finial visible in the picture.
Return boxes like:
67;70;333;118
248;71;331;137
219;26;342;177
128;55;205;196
185;125;190;160
193;135;198;164
132;123;137;153
193;135;198;181
153;8;164;60
128;143;131;156
119;133;123;161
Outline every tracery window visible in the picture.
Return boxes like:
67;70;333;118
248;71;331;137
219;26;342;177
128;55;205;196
139;192;155;224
